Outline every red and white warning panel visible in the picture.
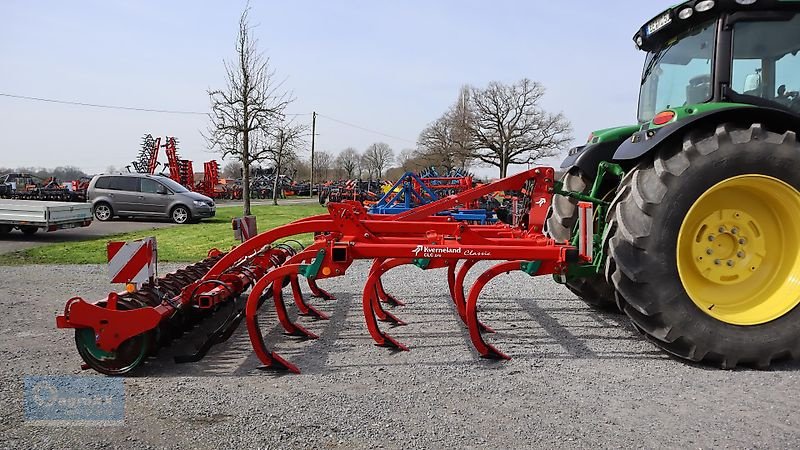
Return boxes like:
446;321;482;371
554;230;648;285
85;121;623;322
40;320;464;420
232;215;258;242
107;237;157;284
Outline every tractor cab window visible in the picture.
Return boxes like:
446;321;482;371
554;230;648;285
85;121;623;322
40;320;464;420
638;21;716;123
731;14;800;112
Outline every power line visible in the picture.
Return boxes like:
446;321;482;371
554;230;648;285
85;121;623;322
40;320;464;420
0;92;209;115
316;113;416;144
0;92;312;117
0;92;414;143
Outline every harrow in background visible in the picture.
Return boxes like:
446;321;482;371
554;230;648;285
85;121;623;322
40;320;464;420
0;173;90;202
129;134;223;199
57;166;606;375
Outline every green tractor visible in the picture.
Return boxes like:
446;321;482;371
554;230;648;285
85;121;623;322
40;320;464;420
547;0;800;368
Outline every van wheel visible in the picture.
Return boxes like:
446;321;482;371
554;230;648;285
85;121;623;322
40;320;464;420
0;225;11;236
94;203;113;221
171;206;191;224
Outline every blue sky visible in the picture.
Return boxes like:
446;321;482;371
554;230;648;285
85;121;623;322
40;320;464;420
0;0;676;175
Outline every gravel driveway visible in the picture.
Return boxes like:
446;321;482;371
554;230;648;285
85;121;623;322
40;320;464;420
0;262;798;449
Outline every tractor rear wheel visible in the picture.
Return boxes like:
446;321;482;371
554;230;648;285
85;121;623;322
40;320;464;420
545;168;618;311
607;123;800;368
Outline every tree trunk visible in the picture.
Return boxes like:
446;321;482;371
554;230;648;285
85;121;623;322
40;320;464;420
242;132;251;216
272;152;282;206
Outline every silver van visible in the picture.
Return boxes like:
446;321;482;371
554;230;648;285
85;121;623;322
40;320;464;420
88;173;215;224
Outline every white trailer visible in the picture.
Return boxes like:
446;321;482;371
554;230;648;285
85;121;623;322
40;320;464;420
0;200;93;235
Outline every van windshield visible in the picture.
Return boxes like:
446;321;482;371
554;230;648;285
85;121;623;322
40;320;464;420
155;176;189;193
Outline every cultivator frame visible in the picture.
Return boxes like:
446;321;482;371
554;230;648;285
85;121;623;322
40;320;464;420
57;166;605;375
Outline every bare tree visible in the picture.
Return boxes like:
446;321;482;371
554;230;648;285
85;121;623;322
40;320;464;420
222;161;243;179
289;158;310;181
335;147;360;179
358;153;368;180
469;79;571;177
396;148;416;170
313;151;333;181
417;86;474;172
205;5;291;215
417;114;466;172
363;142;394;179
262;120;307;205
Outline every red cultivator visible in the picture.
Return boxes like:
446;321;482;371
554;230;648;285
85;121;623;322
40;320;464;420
57;166;588;375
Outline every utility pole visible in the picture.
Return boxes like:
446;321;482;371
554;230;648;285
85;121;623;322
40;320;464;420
310;111;316;198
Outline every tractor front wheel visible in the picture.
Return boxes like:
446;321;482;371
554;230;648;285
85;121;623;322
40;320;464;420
607;123;800;368
545;168;618;311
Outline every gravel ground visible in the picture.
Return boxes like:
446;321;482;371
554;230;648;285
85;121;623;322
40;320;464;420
1;262;799;449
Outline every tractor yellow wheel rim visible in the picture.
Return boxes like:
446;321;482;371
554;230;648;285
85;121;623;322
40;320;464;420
677;174;800;325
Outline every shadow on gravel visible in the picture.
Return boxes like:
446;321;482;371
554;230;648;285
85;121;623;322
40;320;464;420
125;290;800;376
136;292;355;378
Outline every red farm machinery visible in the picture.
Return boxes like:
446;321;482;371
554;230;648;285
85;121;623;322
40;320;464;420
131;134;223;199
57;166;592;374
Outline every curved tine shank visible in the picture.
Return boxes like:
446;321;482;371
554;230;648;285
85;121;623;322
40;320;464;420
245;265;303;373
465;261;522;361
453;259;477;320
272;272;319;340
307;278;335;300
289;274;329;320
362;258;413;350
370;258;405;306
281;245;330;319
452;259;495;333
447;260;459;309
296;253;335;300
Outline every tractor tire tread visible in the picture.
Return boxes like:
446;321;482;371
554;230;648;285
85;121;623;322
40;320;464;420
607;122;800;369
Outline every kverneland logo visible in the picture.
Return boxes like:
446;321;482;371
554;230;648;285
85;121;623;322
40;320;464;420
412;245;462;257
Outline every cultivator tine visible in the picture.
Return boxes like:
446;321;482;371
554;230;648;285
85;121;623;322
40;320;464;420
289;274;329;320
307;278;335;300
376;279;404;306
465;261;530;360
447;260;458;306
452;260;495;334
369;259;405;306
371;288;407;325
245;265;304;373
272;273;319;339
362;258;412;351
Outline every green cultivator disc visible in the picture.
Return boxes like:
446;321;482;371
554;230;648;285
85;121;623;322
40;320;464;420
75;328;149;376
73;299;151;376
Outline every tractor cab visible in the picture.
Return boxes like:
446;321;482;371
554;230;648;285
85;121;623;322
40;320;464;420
635;0;800;124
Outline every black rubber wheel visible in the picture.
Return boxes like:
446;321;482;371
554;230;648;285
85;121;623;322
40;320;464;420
0;225;11;236
20;226;38;235
93;202;113;221
171;205;191;224
544;168;618;312
607;123;800;369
